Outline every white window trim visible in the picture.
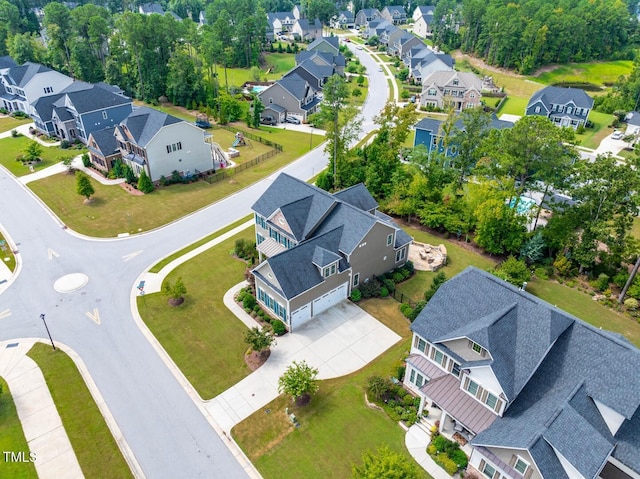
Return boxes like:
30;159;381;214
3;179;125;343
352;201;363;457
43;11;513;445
514;456;529;474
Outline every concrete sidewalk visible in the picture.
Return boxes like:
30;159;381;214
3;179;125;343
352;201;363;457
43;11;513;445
19;156;126;186
405;424;453;479
0;122;61;147
0;341;84;479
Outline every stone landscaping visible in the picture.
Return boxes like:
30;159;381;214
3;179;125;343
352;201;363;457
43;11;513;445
409;241;447;272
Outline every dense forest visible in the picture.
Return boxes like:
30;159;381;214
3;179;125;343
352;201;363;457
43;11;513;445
434;0;639;74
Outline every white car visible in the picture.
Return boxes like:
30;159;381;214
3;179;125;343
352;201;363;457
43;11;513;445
612;130;624;140
356;45;363;50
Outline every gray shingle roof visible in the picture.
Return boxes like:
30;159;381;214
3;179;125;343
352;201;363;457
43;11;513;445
312;202;378;254
307;36;339;53
6;62;53;87
53;106;73;122
31;93;64;122
53;84;131;114
0;56;17;70
426;269;640;478
334;183;379;212
89;127;119;156
311;246;341;267
120;107;182;147
626;111;640;126
528;85;594;110
139;3;164;14
276;73;309;101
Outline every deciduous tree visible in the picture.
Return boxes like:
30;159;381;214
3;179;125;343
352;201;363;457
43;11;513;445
75;171;95;201
278;360;319;406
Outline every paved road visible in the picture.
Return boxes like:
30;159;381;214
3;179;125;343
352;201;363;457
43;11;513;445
0;47;390;478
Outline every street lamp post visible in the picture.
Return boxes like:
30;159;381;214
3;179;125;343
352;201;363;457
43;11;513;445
309;127;313;150
39;313;56;350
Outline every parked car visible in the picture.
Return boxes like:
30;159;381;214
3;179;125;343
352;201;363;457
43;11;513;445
285;116;301;125
261;116;276;125
195;118;211;129
356;45;363;50
612;130;624;140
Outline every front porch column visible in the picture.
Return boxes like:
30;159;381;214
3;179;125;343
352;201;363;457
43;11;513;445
417;395;427;415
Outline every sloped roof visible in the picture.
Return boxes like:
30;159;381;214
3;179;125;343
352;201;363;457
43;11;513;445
0;56;17;70
307;36;339;53
89;127;119;156
626;111;640;126
422;70;483;90
358;8;380;17
31;93;64;122
311;245;341;267
120;107;182;147
295;18;322;32
338;10;354;21
275;73;310;101
414;115;513;135
139;2;164;14
53;83;131;114
415;5;435;17
6;62;54;87
53;106;73;121
296;51;345;68
333;183;378;212
527;85;594;110
384;5;406;16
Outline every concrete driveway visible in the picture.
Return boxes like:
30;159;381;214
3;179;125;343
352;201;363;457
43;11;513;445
205;299;402;433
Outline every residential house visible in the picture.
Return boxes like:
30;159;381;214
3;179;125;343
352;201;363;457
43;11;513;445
381;5;407;24
267;12;297;35
0;56;16;72
355;8;381;27
306;36;339;55
405;267;640;479
330;10;355;29
32;82;132;143
525;85;593;130
389;31;425;59
404;47;454;83
0;62;73;115
413;115;513;160
413;6;436;38
292;18;322;42
251;173;412;331
364;19;394;40
138;3;164;15
412;5;435;22
292;4;303;19
379;23;402;48
258;73;320;123
87;107;224;182
296;50;345;76
420;70;483;111
625;111;640;137
284;59;334;91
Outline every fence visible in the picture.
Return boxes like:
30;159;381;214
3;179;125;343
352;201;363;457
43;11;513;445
201;148;280;184
390;289;418;308
213;124;283;152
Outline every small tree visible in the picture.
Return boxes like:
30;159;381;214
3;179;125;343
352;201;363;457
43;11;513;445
124;164;136;184
75;171;95;201
23;140;42;162
244;326;276;358
352;445;420;479
163;277;187;306
137;170;154;193
62;156;74;172
278;360;319;406
81;153;91;167
494;256;531;287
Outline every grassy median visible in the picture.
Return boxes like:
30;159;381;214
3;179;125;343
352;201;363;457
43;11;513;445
0;377;37;479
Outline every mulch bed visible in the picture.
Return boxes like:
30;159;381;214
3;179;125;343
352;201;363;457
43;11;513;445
245;349;271;371
120;183;144;196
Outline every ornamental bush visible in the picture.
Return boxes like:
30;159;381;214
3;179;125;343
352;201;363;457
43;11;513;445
271;319;287;336
350;288;362;302
242;294;256;310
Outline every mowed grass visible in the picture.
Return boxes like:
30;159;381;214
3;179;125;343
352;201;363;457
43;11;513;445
397;225;498;302
138;229;254;399
531;61;633;87
0;231;16;272
496;96;528;117
264;53;296;77
576;110;614;149
0;136;81;176
27;343;133;479
0;377;38;479
233;299;431;479
0;116;30;134
28;126;324;237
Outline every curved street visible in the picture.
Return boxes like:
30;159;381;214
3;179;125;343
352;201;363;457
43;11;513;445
0;44;389;478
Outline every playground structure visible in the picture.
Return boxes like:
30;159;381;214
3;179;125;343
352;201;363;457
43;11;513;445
231;132;252;148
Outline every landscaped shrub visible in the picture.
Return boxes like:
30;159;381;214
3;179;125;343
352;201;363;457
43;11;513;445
235;238;257;262
614;271;629;288
534;267;549;280
400;303;413;319
81;153;91;167
554;255;574;277
382;278;395;293
435;453;458;475
350;288;362;302
448;448;468;468
596;273;610;292
11;129;18;137
60;140;70;149
625;297;639;311
396;365;405;381
493;256;530;287
393;272;404;283
428;434;467;474
424;272;447;301
360;279;381;298
409;300;426;322
242;294;256;310
366;375;392;401
380;286;389;297
271;319;287;336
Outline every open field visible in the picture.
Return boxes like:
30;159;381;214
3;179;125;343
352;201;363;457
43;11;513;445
0;136;82;177
28;125;324;237
531;61;633;87
138;229;254;399
27;344;133;479
0;377;38;479
233;298;430;479
0;116;31;134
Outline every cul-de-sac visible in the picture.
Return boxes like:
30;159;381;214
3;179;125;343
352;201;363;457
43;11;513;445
1;1;640;478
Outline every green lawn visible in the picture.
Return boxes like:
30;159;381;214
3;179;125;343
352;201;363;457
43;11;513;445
232;299;431;479
496;96;528;117
264;53;296;77
0;136;81;177
0;231;16;272
138;229;255;399
0;116;30;134
531;61;633;87
576;110;613;149
27;344;133;479
0;377;37;479
28;126;324;237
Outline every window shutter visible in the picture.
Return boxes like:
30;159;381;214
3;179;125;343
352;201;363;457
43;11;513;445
463;377;470;390
480;390;488;402
476;386;484;399
467;339;473;349
524;467;533;479
509;455;516;467
493;471;500;479
495;399;503;413
447;359;453;372
425;344;430;357
479;460;486;471
481;348;487;358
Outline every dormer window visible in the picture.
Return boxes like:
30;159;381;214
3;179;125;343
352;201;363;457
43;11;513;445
513;456;530;475
469;340;487;357
323;263;337;278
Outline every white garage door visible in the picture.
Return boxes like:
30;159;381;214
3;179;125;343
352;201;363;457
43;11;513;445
312;282;348;316
291;303;311;330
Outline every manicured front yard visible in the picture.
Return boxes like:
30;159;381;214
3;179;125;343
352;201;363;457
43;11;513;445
496;96;528;117
576;110;614;149
28;126;324;237
27;343;133;479
138;228;254;399
0;377;38;479
0;136;81;177
0;116;30;134
233;298;431;479
0;231;16;272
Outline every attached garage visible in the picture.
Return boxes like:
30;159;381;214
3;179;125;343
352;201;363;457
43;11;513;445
291;303;311;330
312;282;348;316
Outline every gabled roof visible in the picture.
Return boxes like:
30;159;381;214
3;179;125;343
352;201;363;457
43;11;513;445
337;10;354;21
139;2;164;14
421;268;640;478
422;70;483;90
119;107;182;147
88;127;119;156
0;56;17;70
383;5;406;16
5;62;56;88
274;73;311;101
307;36;339;53
53;106;73;122
415;5;435;17
311;245;341;267
53;83;131;114
527;85;594;110
295;18;322;32
626;111;640;126
31;93;64;122
358;8;380;17
333;183;378;212
414;115;513;135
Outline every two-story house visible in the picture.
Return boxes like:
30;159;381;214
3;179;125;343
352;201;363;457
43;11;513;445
88;107;225;182
525;86;593;130
412;5;435;22
404;48;454;83
381;5;407;24
292;18;322;42
258;73;320;123
421;70;484;111
405;267;640;479
389;31;425;59
413;5;436;38
330;11;355;29
365;19;394;40
0;62;73;115
267;12;297;35
32;82;132;143
251;173;412;331
355;8;381;27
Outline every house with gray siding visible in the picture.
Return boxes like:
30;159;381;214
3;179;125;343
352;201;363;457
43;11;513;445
258;73;320;122
405;267;640;479
381;5;407;24
251;174;412;331
421;70;484;111
525;86;593;130
355;8;381;27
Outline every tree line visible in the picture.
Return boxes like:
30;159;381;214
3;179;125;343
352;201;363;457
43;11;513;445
432;0;638;74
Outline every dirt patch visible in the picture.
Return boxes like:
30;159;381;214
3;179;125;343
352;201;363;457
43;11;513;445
168;297;185;306
120;183;144;196
245;349;271;371
452;51;524;78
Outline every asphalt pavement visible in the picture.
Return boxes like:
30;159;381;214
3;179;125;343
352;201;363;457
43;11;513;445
0;46;391;478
